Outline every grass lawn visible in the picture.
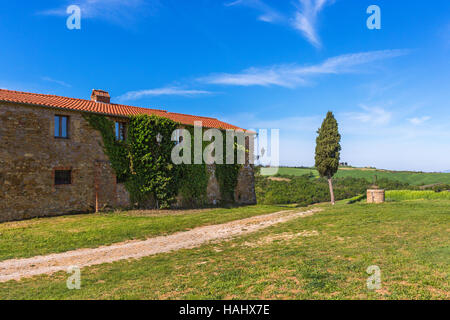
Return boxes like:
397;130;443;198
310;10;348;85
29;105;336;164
262;167;450;186
1;200;448;300
0;204;287;261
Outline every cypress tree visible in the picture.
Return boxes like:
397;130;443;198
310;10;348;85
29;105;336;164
315;111;341;205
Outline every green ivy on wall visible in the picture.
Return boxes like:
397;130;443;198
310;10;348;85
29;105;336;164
84;113;242;209
177;126;209;207
83;114;129;182
126;115;180;208
215;138;243;202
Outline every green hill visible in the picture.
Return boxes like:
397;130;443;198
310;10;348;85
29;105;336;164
261;167;450;186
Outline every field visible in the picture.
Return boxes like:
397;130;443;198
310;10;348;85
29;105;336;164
387;190;450;201
0;199;448;300
261;167;450;186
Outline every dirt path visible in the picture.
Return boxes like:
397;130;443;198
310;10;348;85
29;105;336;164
0;207;322;282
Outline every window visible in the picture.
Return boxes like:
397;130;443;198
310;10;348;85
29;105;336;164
174;129;184;145
55;115;69;138
55;170;72;185
115;122;126;141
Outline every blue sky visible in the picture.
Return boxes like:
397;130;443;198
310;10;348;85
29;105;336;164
0;0;449;171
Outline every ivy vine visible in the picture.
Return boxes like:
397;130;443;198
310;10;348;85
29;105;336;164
83;114;129;182
215;137;243;202
84;113;242;209
177;126;209;207
126;115;180;209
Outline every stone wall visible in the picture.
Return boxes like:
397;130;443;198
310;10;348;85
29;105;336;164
235;165;257;205
0;102;256;222
0;103;130;222
116;183;131;208
236;135;256;205
367;189;385;204
206;165;221;205
206;164;257;206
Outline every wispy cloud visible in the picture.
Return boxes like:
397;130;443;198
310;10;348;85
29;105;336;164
201;64;308;88
40;0;158;25
226;0;333;47
291;0;332;48
200;49;408;88
408;116;431;125
225;0;283;23
42;76;72;88
117;87;214;101
228;114;322;132
225;110;450;172
345;105;393;126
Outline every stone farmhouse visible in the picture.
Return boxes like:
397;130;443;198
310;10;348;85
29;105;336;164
0;89;256;222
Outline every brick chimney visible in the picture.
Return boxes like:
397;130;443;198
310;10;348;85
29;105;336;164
91;89;110;104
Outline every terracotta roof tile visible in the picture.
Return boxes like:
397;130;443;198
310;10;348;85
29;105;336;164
0;89;243;131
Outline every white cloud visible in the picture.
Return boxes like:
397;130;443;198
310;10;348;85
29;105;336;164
408;116;431;125
40;0;157;25
225;0;283;24
233;114;322;132
201;49;408;87
42;77;72;88
201;64;308;88
345;105;392;126
291;0;332;48
226;0;333;47
223;111;450;171
117;87;213;101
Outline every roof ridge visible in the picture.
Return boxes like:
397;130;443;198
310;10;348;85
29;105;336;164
167;111;218;120
112;102;168;113
0;88;167;113
0;88;66;99
0;88;244;130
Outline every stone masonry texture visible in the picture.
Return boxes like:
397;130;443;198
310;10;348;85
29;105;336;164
367;189;385;204
0;102;256;222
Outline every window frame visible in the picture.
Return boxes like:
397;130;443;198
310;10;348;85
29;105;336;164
54;169;72;186
174;129;184;145
54;115;70;139
115;121;127;142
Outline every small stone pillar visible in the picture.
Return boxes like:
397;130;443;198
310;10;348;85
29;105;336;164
367;189;385;204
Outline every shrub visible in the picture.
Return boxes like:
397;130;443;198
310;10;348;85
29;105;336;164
256;175;412;205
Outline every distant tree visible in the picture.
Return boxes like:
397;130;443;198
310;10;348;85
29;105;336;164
315;111;342;205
